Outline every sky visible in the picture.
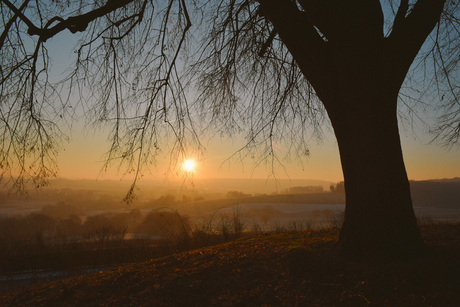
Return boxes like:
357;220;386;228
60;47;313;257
43;13;460;184
55;121;460;183
56;126;344;181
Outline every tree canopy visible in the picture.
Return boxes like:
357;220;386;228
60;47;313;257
0;0;458;195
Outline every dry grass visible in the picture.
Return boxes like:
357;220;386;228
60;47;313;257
1;223;459;306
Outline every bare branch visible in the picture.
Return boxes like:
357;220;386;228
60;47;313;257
0;0;30;50
392;0;409;33
1;0;38;34
2;0;137;42
0;0;459;197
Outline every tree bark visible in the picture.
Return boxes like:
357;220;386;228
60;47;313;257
258;0;444;259
327;86;425;259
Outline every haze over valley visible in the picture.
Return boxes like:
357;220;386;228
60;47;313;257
2;177;459;225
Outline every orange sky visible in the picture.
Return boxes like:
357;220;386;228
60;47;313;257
56;125;460;183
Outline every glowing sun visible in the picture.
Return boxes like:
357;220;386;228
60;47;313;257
182;159;197;173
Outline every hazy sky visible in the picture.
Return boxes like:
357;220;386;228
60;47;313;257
56;122;460;182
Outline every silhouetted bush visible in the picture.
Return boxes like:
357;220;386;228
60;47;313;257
0;206;349;274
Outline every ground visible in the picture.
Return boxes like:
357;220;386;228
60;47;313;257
1;223;459;306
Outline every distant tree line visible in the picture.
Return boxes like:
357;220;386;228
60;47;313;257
282;186;324;194
226;191;252;199
330;182;345;194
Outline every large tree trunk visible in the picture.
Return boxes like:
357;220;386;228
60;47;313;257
327;87;425;259
257;0;446;260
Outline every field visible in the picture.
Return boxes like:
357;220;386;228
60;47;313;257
1;178;459;305
1;222;459;306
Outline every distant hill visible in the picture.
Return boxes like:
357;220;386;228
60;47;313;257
427;177;460;183
410;178;460;208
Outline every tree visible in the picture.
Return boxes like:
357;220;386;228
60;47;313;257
0;0;458;258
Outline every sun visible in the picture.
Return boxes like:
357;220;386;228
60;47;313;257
182;159;197;173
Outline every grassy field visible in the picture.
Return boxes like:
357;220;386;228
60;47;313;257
1;222;459;306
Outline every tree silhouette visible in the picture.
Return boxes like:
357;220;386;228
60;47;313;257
1;0;458;258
